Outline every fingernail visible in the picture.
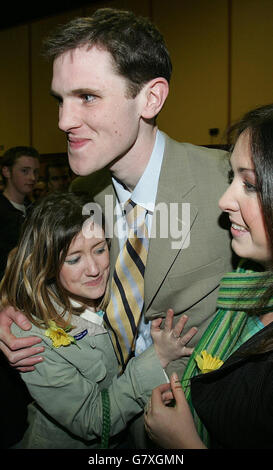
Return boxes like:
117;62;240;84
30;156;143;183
21;321;31;330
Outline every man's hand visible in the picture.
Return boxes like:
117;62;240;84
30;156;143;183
151;309;197;369
0;306;44;372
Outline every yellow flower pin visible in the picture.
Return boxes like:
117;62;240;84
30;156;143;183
45;321;78;348
195;350;223;374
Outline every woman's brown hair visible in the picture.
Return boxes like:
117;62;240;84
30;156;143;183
0;192;109;329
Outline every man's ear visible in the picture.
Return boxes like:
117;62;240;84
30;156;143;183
141;77;169;120
2;166;11;179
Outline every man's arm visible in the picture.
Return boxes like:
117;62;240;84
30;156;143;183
0;306;44;371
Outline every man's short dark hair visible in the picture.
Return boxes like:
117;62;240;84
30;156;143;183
43;8;172;98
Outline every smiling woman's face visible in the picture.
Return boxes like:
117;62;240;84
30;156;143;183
59;225;110;306
218;131;271;266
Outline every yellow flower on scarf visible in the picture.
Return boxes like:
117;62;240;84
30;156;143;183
45;321;77;348
195;350;223;374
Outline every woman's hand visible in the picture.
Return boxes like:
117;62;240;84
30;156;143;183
144;372;207;449
151;308;197;368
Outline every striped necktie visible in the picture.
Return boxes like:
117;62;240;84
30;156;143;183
104;200;149;371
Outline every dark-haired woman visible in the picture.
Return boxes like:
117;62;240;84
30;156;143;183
144;103;273;449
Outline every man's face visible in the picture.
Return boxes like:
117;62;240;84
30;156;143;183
51;45;144;177
48;166;71;191
4;156;39;197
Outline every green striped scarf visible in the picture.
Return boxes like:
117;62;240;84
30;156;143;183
181;260;273;447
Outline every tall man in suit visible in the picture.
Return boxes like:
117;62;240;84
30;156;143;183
0;8;233;446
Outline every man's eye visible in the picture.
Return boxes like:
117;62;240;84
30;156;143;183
82;94;95;103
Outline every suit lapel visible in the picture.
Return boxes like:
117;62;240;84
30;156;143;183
94;137;199;311
144;135;198;310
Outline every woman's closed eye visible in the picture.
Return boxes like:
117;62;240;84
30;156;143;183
65;256;80;265
95;246;107;255
243;180;257;192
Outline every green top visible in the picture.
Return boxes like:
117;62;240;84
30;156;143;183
233;314;263;352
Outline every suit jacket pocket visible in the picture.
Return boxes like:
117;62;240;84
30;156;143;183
167;257;225;310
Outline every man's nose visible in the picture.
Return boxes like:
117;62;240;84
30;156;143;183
58;101;80;132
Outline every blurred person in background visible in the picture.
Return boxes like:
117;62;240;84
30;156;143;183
0;146;40;279
45;160;72;192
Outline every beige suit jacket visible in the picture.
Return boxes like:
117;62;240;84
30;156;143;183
93;134;233;373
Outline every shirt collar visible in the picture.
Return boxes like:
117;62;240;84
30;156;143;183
112;130;165;214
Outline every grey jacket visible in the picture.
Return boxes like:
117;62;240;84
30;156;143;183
12;311;166;449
